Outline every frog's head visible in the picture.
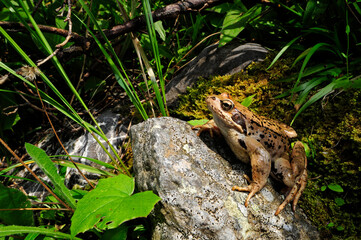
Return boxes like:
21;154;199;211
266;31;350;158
206;93;248;134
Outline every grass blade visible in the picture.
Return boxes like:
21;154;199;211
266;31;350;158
142;0;168;116
291;42;333;96
267;35;302;69
0;226;81;240
291;80;336;125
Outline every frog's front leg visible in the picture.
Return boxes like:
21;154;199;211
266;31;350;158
191;119;221;137
274;141;307;215
232;136;271;207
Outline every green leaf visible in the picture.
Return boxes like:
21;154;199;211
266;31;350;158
295;76;328;106
154;21;166;41
241;94;256;107
25;143;76;209
327;222;335;228
295;142;311;157
302;0;328;26
142;0;168;116
55;16;68;30
291;81;336;125
0;226;80;239
70;174;161;237
0;184;33;226
55;160;116;177
336;225;345;231
220;5;261;46
321;185;327;191
101;224;128;240
267;36;302;69
291;42;334;97
328;183;344;193
187;119;209;126
335;197;345;206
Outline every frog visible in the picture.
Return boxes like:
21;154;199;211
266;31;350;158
193;92;308;216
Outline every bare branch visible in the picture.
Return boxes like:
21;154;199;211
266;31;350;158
0;0;227;44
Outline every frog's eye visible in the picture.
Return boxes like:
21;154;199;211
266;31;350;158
221;99;234;111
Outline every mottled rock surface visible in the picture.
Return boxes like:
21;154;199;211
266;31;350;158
165;42;267;106
131;117;319;240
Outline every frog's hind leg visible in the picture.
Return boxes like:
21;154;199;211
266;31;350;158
274;141;307;215
232;137;271;207
275;169;307;215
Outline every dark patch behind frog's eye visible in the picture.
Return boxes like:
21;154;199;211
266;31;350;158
232;113;247;134
221;99;234;111
238;139;247;149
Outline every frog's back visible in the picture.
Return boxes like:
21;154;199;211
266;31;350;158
244;111;296;158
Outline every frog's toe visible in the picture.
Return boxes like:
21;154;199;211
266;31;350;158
275;184;298;215
243;174;252;183
232;184;261;207
292;169;308;211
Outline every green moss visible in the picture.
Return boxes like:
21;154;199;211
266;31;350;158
171;55;296;121
172;54;361;239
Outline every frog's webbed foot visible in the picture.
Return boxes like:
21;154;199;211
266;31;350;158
232;174;264;207
191;119;221;137
275;168;307;215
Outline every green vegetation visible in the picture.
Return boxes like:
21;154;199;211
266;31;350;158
1;0;361;239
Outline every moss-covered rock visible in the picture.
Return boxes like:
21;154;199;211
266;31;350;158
171;55;361;239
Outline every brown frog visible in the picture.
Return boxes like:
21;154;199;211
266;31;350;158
194;92;308;215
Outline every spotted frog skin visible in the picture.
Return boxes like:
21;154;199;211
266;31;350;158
194;93;308;215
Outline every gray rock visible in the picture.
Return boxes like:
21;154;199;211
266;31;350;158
165;43;267;106
131;117;319;240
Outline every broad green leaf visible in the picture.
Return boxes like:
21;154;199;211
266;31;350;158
220;5;261;46
352;2;361;15
25;143;76;209
0;226;80;239
70;174;161;237
154;21;166;41
0;184;33;226
100;224;128;240
327;222;335;228
241;94;256;107
2;111;20;131
335;197;345;206
321;185;327;191
188;119;209;126
24;232;39;240
303;0;328;26
336;226;345;231
328;183;344;193
55;16;68;30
